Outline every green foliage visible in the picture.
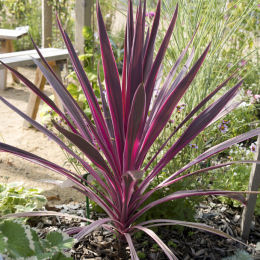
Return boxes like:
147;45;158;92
137;251;146;259
0;0;40;50
222;250;253;260
0;220;74;260
0;183;46;216
0;184;73;259
160;0;259;100
66;25;124;116
141;0;259;221
208;141;259;210
0;0;75;50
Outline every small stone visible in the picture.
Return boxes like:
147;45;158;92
220;206;227;212
43;218;52;225
233;214;240;222
195;249;205;256
256;242;260;252
70;203;80;209
209;202;216;207
97;236;103;242
200;238;206;245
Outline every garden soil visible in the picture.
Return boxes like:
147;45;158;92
0;67;85;205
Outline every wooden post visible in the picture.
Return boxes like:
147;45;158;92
24;61;63;127
49;62;64;112
0;68;7;91
75;0;92;55
241;136;260;240
0;39;20;87
42;0;52;48
24;67;46;127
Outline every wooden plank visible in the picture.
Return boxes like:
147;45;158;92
0;48;69;69
0;48;68;59
241;136;260;240
48;61;64;112
24;61;64;127
75;0;92;55
42;0;52;47
0;28;28;40
24;67;47;128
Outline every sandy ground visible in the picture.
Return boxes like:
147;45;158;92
0;66;84;205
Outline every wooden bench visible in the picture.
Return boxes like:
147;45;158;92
0;26;29;84
0;48;69;127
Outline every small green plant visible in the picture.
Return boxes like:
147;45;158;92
0;183;46;216
0;220;74;259
137;251;146;259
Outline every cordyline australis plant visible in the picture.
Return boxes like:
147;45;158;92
0;0;260;259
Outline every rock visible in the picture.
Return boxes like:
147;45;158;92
220;206;227;212
233;214;240;222
256;242;260;252
97;236;103;242
195;249;206;256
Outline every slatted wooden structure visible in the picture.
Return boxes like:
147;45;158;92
0;26;29;84
0;48;69;126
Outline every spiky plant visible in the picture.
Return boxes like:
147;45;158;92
0;0;259;259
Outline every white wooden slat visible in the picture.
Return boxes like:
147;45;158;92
0;28;28;40
0;48;69;69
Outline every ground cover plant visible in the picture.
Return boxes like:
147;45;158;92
0;182;46;216
1;0;260;259
0;220;74;259
0;184;73;259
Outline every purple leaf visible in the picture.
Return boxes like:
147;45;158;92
130;190;249;224
161;127;260;186
127;0;134;68
134;225;178;260
145;72;237;170
98;63;115;141
121;170;144;225
143;47;195;137
32;57;93;143
137;44;210;168
138;219;247;247
0;96;112;197
125;233;139;260
124;1;144;130
52;121;121;197
56;18;118;168
123;84;146;171
0;61;77;133
74;218;111;240
148;24;198;121
97;1;125;167
122;26;127;122
33;55;120;178
142;80;242;190
165;160;260;187
0;142;117;217
143;0;161;82
144;4;178;119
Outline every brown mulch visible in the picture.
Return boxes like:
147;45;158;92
28;197;260;260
